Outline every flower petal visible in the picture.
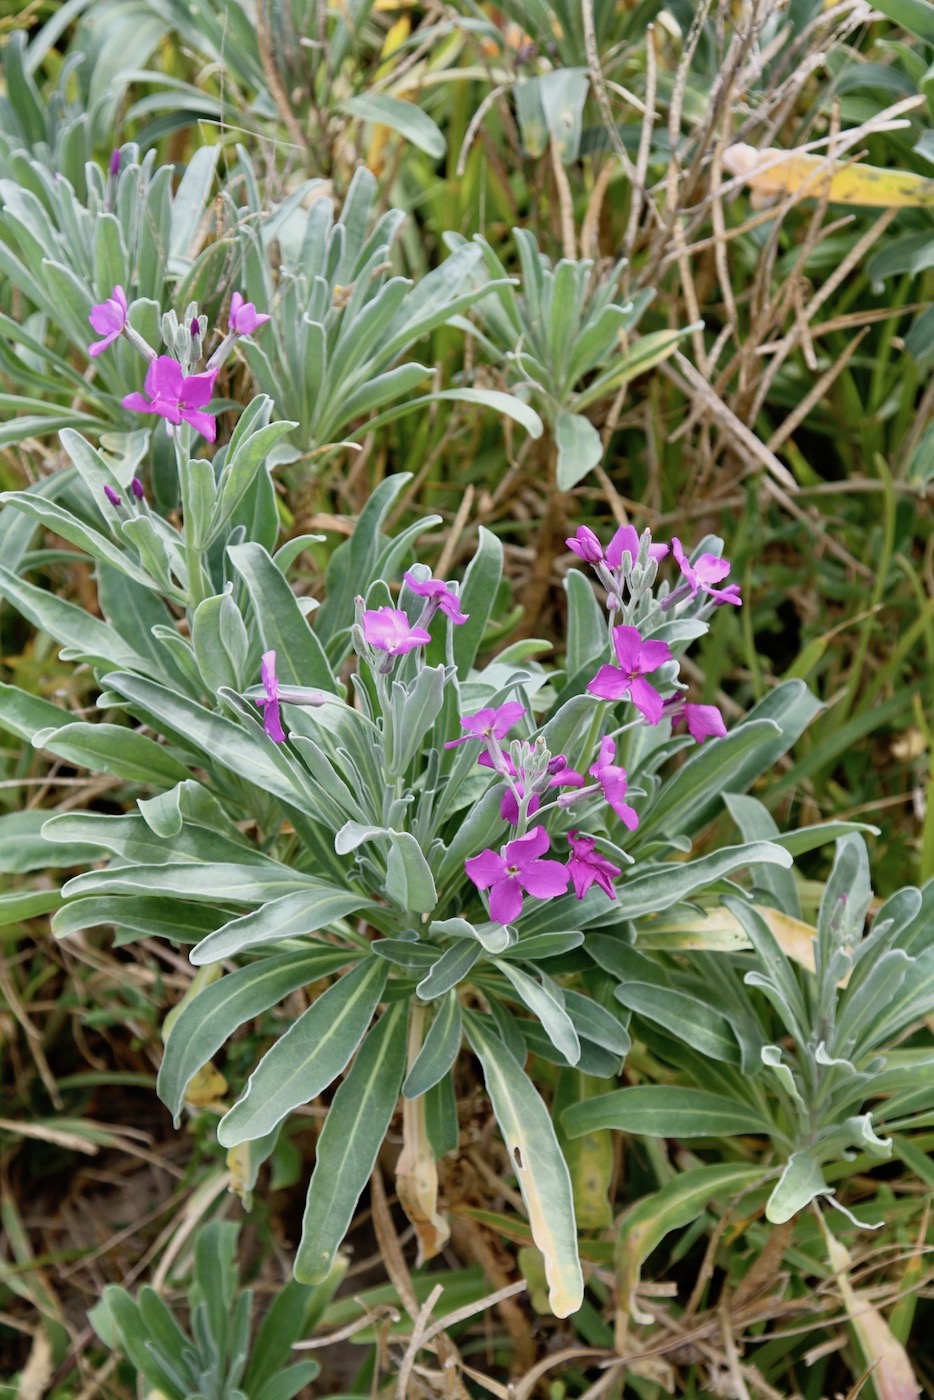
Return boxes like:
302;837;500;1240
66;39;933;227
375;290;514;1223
465;848;506;891
489;876;523;924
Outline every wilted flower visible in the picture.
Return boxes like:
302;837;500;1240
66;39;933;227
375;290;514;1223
465;825;569;923
257;650;285;743
87;286;128;358
667;699;727;744
669;538;741;607
587;625;672;725
590;736;639;830
403;571;468;624
567;830;621;899
361;607;432;655
122;357;219;441
229;292;271;336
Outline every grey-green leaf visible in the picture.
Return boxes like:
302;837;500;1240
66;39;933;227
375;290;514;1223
294;1002;407;1284
217;957;388;1147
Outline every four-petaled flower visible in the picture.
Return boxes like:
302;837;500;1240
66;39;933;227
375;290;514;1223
567;830;621;900
361;607;432;655
229;292;271;337
671;538;741;606
123;357;219;441
88;285;127;358
587;625;672;725
403;572;468;624
589;736;639;830
445;701;526;750
465;825;569;924
668;699;727;744
257;650;286;743
605;523;669;569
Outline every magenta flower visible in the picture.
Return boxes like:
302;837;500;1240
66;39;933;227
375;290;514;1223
587;625;672;725
590;736;639;830
88;285;128;358
130;476;145;501
465;825;569;924
445;701;526;750
257;650;285;743
606;524;668;569
109;149;121;177
667;699;727;744
103;484;121;508
671;538;741;606
122;357;219;441
567;830;622;900
361;607;432;655
500;785;541;826
566;526;604;564
403;571;468;624
229;292;271;336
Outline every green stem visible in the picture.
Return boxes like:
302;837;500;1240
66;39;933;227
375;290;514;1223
174;425;207;613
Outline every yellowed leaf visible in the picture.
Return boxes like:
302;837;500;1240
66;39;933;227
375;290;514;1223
723;142;934;208
824;1227;921;1400
183;1062;227;1108
396;1039;450;1265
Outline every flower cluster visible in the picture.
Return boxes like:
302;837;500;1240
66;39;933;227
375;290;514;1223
86;286;272;443
251;523;732;930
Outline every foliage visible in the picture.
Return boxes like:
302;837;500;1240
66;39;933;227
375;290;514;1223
2;0;934;1396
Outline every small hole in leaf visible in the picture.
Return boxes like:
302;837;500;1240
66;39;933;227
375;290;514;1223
512;1145;524;1171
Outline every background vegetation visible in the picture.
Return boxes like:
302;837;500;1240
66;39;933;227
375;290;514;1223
1;0;933;1396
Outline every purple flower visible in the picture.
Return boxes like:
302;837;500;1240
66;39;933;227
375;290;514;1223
191;318;201;338
465;825;569;924
587;626;672;725
567;830;622;900
500;785;541;826
88;285;127;358
103;484;121;508
361;607;432;655
229;292;271;336
403;571;468;624
566;526;604;563
671;538;741;606
130;476;145;500
605;524;668;570
589;736;639;830
667;699;727;744
122;357;219;441
445;702;526;750
257;650;285;743
109;149;121;177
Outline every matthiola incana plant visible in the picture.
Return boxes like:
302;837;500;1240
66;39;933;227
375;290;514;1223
2;309;931;1317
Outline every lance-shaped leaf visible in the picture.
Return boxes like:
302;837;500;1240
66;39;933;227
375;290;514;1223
295;1002;408;1284
0;565;150;670
614;983;741;1065
36;721;191;787
614;1164;765;1325
159;946;357;1124
766;1151;832;1223
190;886;375;964
63;862;319;904
217;957;388;1147
403;993;463;1100
494;959;580;1066
562;1085;772;1140
227;541;336;693
416;940;481;1000
466;1012;584;1318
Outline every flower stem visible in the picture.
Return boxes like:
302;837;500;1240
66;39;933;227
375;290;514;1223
174;425;207;613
